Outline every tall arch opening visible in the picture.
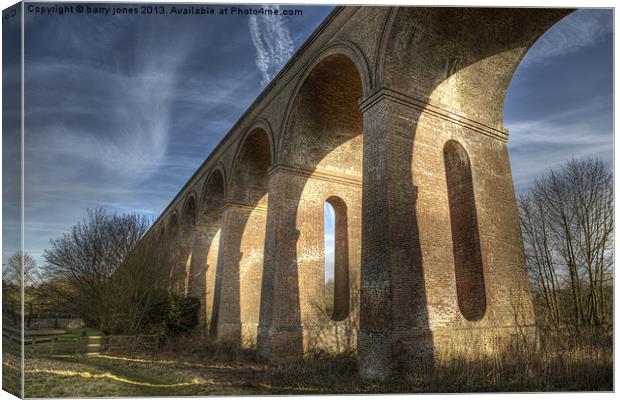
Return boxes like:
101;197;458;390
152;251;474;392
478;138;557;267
324;196;350;322
190;169;226;335
280;54;364;176
218;128;271;345
165;214;179;291
178;196;197;295
444;140;486;321
273;52;364;353
324;202;335;317
230;129;271;207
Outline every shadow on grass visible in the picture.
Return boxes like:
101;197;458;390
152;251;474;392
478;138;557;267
23;328;613;397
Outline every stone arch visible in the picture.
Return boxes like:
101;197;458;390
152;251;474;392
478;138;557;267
228;127;272;205
201;164;227;206
166;211;179;238
373;7;399;88
199;167;227;239
230;119;275;191
276;42;371;161
278;50;365;175
173;194;198;295
260;50;364;355
216;126;272;346
164;212;180;289
181;192;198;227
187;167;228;335
378;8;572;128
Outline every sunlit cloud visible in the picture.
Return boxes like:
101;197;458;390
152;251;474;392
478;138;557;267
25;54;183;188
507;99;612;192
521;9;612;67
248;5;294;86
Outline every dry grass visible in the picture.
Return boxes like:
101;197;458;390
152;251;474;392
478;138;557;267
21;328;612;397
2;346;22;397
265;328;613;394
406;331;613;392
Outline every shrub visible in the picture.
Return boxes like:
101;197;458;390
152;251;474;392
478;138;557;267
165;295;200;336
140;290;200;337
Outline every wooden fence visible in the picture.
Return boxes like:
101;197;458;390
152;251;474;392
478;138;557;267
3;329;159;356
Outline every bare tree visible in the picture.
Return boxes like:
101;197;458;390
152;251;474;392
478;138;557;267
519;195;562;329
566;160;614;326
40;208;152;330
106;232;174;334
519;158;613;331
4;252;38;287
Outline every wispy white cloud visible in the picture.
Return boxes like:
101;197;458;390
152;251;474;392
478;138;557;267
21;17;199;265
522;9;612;67
18;6;333;267
248;5;294;86
507;99;613;192
25;13;204;194
171;71;259;138
26;58;183;188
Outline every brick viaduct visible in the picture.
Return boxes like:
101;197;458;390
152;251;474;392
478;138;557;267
138;6;572;379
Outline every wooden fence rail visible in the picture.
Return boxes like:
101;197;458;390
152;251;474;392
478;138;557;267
3;330;160;356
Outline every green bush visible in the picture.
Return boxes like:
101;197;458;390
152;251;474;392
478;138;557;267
140;290;200;336
166;295;200;336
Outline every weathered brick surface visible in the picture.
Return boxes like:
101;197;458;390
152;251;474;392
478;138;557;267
216;204;267;346
138;7;573;380
198;169;226;334
188;225;220;331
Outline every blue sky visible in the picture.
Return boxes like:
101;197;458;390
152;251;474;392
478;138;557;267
3;6;613;274
18;4;333;264
504;9;613;190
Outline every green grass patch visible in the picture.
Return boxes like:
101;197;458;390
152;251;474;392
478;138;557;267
63;328;101;337
24;353;265;397
23;328;106;358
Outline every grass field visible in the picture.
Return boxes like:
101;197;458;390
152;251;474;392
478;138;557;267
3;327;108;397
20;331;612;397
24;351;370;397
2;347;21;397
25;353;267;397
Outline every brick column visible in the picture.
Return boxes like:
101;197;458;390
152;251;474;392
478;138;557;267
215;202;266;347
214;205;246;344
188;223;220;334
358;87;537;379
169;234;193;295
358;90;431;380
257;168;304;360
